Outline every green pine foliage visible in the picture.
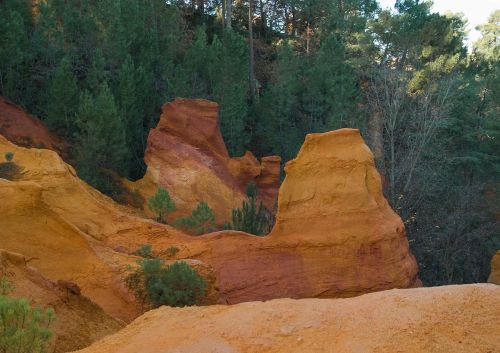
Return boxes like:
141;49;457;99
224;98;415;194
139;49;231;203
259;41;303;161
4;152;14;162
302;34;359;131
148;188;176;224
173;202;216;235
45;56;79;134
226;183;271;236
209;30;249;156
0;278;56;353
144;261;206;308
74;83;129;192
126;252;206;308
135;244;153;258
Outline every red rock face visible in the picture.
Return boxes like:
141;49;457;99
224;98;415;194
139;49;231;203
0;96;63;153
131;98;281;223
256;156;281;213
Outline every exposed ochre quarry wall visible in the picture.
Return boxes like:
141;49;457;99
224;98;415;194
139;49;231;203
0;99;419;325
126;98;281;223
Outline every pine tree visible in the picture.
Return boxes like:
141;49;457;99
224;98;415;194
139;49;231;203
302;34;358;131
45;56;79;135
0;4;32;105
85;50;108;92
116;54;144;175
208;30;249;156
174;27;211;98
148;187;176;223
173;201;216;235
75;82;128;190
259;40;303;161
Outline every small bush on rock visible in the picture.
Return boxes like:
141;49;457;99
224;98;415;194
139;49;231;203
145;261;206;308
4;152;14;162
148;187;176;223
173;201;216;235
225;182;271;236
126;248;206;309
135;244;153;258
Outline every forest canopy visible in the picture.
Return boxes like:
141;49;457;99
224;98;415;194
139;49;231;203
0;0;498;286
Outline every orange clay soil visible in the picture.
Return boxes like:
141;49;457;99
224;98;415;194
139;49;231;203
0;125;418;315
488;250;500;285
0;249;124;353
74;284;500;353
125;98;281;223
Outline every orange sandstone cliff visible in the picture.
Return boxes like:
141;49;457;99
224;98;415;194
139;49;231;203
74;284;500;353
127;98;281;223
112;128;420;303
0;134;195;322
0;124;418;313
488;250;500;285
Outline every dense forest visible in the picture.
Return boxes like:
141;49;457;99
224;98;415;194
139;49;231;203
0;0;498;286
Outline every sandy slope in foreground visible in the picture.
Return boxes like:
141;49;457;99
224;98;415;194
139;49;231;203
76;284;499;353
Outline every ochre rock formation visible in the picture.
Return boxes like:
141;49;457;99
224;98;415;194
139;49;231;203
488;250;500;285
0;126;418;313
128;98;281;223
113;129;420;303
0;249;124;353
0;96;63;153
74;284;500;353
0;134;218;321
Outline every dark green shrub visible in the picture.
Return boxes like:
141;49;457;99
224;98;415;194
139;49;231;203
225;182;272;236
0;277;56;353
165;246;179;258
4;152;14;162
148;187;176;223
173;201;216;235
126;249;206;308
145;261;206;308
135;244;153;258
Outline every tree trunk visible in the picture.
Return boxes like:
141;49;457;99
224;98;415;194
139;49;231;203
259;0;266;37
248;0;256;103
197;0;205;13
368;109;384;166
226;0;233;29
